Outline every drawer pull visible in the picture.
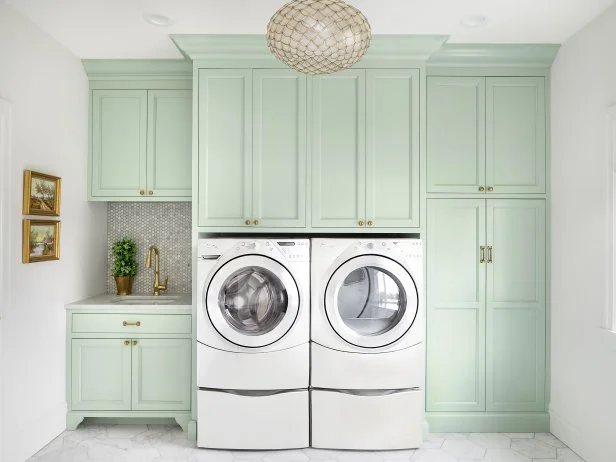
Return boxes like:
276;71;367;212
123;321;141;327
487;186;494;192
245;219;251;226
132;340;138;346
358;220;365;226
139;190;145;196
367;220;373;226
124;340;130;346
479;186;485;192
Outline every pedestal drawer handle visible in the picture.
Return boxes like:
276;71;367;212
123;321;141;327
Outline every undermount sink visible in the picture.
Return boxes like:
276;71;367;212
111;295;183;305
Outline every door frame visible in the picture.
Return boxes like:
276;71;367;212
0;97;13;459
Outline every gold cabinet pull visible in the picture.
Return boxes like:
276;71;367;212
487;186;494;192
124;340;130;346
139;190;145;196
148;190;154;196
123;321;141;327
480;246;486;263
245;219;251;226
253;220;259;226
479;186;485;192
132;340;138;346
487;245;493;263
358;220;365;226
367;220;373;226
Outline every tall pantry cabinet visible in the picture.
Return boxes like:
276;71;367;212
425;65;550;431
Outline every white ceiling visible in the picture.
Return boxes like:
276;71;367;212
6;0;616;59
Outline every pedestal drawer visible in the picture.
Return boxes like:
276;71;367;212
72;313;191;334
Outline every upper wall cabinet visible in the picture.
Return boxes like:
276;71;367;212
90;89;192;201
312;69;420;228
197;68;307;228
427;76;545;194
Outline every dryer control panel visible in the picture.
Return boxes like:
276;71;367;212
274;240;310;262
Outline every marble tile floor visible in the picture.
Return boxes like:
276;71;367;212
27;424;585;462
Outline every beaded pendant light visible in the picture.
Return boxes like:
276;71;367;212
266;0;372;75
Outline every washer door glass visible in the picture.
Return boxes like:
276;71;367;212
218;266;288;336
206;255;300;348
325;255;418;348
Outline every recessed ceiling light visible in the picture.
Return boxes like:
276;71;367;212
460;14;487;28
143;13;174;27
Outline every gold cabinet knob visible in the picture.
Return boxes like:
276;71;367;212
479;186;485;192
358;220;365;226
132;340;138;346
124;340;130;346
245;219;251;226
139;190;145;196
367;220;373;226
148;190;153;196
487;186;494;192
253;220;259;226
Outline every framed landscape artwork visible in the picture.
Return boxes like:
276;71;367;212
23;170;61;216
22;219;60;263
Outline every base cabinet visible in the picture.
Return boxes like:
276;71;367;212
67;310;192;431
426;199;546;416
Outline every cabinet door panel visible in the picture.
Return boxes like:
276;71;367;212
91;90;147;197
71;339;131;411
366;70;419;227
147;89;192;197
132;339;191;411
427;77;485;193
426;199;486;411
486;77;545;193
198;69;252;226
486;200;546;411
312;70;365;228
253;70;306;227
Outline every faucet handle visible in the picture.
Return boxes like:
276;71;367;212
158;276;168;292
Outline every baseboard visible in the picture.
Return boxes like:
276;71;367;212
425;412;550;433
3;401;66;462
550;407;615;462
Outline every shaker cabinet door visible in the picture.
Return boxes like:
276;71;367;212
426;199;486;412
147;89;192;198
427;77;486;193
486;77;546;194
71;339;132;411
366;69;420;228
311;70;366;228
252;70;307;228
91;90;147;198
198;69;252;227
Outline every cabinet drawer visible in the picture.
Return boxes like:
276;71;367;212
72;314;191;334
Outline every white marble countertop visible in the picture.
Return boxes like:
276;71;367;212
65;293;192;310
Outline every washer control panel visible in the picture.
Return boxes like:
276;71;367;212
274;240;310;262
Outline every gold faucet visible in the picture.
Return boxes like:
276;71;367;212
145;245;168;296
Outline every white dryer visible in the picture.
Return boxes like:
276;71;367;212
197;238;309;450
310;238;424;450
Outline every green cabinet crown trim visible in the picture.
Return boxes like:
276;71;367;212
172;34;448;66
82;59;192;81
428;44;560;68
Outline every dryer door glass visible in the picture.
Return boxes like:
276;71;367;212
218;266;288;336
337;266;406;336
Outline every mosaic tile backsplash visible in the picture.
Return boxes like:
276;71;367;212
107;202;192;295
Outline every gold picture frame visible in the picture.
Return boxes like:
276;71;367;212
23;170;61;216
22;219;60;263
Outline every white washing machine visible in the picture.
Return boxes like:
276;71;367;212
196;238;310;450
310;238;424;450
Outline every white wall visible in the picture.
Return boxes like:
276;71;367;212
0;5;107;461
551;4;616;462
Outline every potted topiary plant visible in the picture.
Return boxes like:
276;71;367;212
112;237;137;295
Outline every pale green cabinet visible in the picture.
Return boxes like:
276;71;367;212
312;69;420;229
67;310;192;431
426;199;546;413
427;77;545;194
90;89;192;200
198;68;306;228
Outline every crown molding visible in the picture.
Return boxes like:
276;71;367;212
82;59;193;80
428;44;560;68
171;34;449;67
